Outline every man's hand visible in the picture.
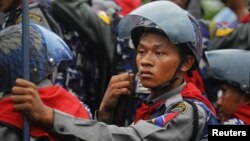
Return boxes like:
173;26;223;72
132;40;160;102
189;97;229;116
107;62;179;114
11;78;54;128
99;73;134;121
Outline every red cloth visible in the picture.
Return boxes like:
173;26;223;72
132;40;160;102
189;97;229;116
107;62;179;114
134;82;216;123
233;105;250;125
184;70;205;94
134;100;165;123
115;0;141;16
182;82;216;116
0;86;90;141
239;14;250;23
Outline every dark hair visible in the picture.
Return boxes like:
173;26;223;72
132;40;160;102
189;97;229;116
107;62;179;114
132;26;167;48
176;43;196;76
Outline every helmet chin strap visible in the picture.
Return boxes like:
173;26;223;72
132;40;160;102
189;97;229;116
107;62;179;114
151;55;185;91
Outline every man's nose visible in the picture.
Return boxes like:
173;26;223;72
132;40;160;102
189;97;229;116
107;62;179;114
140;53;154;67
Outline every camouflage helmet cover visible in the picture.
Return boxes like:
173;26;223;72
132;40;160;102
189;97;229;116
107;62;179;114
0;23;73;92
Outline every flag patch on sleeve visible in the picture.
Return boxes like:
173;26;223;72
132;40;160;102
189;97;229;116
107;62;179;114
147;112;179;127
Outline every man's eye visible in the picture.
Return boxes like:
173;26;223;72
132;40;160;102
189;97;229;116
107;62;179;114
137;50;144;55
155;52;163;56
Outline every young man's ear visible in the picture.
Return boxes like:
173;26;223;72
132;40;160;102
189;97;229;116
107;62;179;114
181;55;195;71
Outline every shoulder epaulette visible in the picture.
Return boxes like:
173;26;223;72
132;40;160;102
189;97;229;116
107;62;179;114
215;28;234;37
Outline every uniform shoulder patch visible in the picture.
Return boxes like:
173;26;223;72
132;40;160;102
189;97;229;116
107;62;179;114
171;102;187;114
215;28;234;37
147;111;179;127
16;13;42;24
97;11;110;25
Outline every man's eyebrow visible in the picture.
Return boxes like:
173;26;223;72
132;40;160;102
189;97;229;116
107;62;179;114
138;42;165;48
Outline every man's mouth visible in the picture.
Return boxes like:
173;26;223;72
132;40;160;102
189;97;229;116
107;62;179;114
140;71;153;78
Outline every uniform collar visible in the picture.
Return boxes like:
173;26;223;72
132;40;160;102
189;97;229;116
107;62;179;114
144;82;186;107
36;78;52;88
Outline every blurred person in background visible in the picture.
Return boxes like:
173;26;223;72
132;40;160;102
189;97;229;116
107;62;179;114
205;49;250;125
0;23;91;141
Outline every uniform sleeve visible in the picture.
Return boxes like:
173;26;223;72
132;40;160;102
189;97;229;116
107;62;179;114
51;101;207;141
52;110;141;141
28;7;51;30
15;6;50;31
133;102;207;141
208;23;250;50
0;124;20;141
15;3;62;36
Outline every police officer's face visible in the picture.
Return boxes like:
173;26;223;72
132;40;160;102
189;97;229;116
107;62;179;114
0;0;14;12
216;84;247;122
136;33;180;89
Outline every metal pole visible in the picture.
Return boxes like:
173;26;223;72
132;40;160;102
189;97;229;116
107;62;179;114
22;0;30;140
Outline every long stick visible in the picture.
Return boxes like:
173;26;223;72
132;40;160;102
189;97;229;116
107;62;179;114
22;0;30;141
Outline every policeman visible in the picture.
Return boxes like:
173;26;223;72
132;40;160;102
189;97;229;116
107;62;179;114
0;23;91;140
205;49;250;125
9;1;217;141
0;0;116;115
208;22;250;51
